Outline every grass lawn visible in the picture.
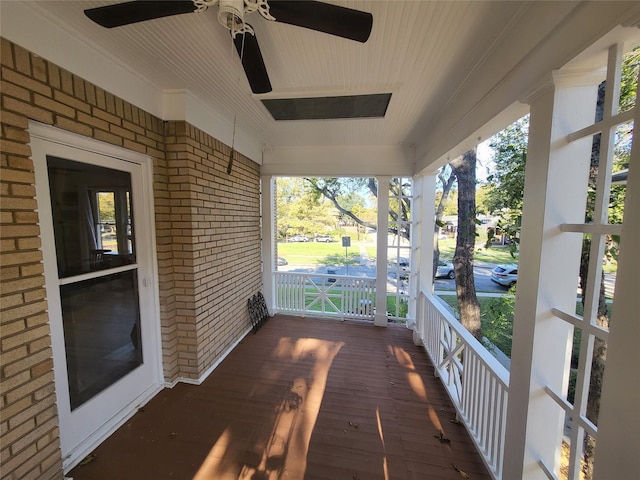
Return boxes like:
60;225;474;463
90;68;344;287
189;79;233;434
277;241;362;265
279;238;519;267
438;238;518;265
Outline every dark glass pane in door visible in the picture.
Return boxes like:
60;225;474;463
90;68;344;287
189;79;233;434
61;270;143;410
47;156;136;278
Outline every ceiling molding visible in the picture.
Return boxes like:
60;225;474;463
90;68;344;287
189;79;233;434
162;90;262;163
262;145;414;177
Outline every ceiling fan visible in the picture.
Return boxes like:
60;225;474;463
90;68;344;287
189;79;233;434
84;0;373;94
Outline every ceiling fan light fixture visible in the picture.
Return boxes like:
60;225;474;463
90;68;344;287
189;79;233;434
218;0;252;37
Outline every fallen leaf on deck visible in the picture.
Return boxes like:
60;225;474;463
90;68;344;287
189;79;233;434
434;431;451;444
452;464;470;478
78;454;96;466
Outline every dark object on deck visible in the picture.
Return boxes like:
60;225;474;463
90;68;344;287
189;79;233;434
248;292;269;333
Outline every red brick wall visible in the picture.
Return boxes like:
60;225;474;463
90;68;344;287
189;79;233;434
1;38;262;479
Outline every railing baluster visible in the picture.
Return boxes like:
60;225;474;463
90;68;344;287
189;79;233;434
417;290;510;480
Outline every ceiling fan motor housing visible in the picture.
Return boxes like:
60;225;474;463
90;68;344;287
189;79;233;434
218;0;251;36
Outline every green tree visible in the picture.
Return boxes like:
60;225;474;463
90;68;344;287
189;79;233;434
484;115;528;213
276;178;336;239
97;192;116;223
304;177;409;241
483;115;529;257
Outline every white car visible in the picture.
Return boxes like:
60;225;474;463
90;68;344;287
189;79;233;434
491;264;518;287
436;260;455;279
288;234;309;242
315;235;333;242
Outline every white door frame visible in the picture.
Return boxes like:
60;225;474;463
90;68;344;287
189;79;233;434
30;121;163;472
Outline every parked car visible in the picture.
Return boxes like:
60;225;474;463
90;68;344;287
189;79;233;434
277;257;288;266
288;234;309;242
436;260;455;279
315;235;333;242
491;264;518;287
327;268;337;283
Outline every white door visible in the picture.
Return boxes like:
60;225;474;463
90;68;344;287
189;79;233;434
31;123;162;471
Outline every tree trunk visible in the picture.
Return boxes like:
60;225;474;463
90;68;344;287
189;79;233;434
450;150;482;340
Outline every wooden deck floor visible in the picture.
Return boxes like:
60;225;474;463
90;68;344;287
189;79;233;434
68;315;491;480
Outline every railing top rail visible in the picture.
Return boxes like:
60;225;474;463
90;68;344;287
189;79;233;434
420;288;510;387
275;271;376;281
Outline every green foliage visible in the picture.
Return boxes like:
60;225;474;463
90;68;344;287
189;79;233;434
484;116;529;215
387;295;408;320
97;192;116;223
301;177;378;229
619;47;639;113
475;185;492;215
482;287;516;357
438;293;514;357
276;177;343;239
435;189;458;216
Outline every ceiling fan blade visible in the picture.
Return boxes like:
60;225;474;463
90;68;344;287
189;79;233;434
233;29;272;94
84;1;196;28
267;1;372;43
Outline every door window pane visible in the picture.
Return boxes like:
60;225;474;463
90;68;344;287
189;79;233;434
47;156;136;277
61;270;143;410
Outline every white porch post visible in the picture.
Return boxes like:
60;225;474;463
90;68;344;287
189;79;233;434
593;77;640;478
407;176;420;326
503;70;602;478
411;173;437;344
261;175;276;315
375;176;391;326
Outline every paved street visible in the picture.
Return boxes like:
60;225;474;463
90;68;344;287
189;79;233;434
277;260;508;293
277;257;616;297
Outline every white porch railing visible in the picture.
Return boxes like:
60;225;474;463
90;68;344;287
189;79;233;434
415;290;510;480
275;272;375;321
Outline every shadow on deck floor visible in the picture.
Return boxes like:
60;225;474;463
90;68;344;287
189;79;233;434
68;315;491;480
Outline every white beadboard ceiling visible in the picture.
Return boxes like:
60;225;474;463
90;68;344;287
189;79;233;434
4;1;640;173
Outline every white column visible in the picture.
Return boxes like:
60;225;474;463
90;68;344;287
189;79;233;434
407;177;420;326
375;176;391;327
593;76;640;479
503;70;602;478
261;175;275;315
411;173;437;344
